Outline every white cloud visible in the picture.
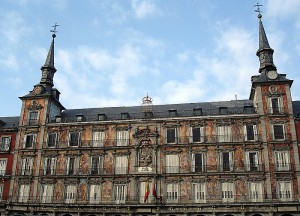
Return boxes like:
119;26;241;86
266;0;300;19
131;0;160;19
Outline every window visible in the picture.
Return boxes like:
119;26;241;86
217;126;231;142
221;182;234;202
66;157;79;175
0;184;3;200
166;128;177;144
193;183;206;203
41;184;53;203
91;156;103;174
248;182;263;202
0;159;7;176
273;124;285;140
277;181;292;201
269;97;282;114
219;151;233;171
166;183;179;203
47;133;57;147
28;111;38;126
115;156;128;174
244;125;258;141
139;181;152;203
114;184;127;204
165;155;179;173
275;151;290;171
92;131;105;147
245;152;260;171
116;130;129;146
24;134;36;148
0;136;10;151
65;185;77;203
21;157;33;175
43;157;56;175
68;131;81;147
192;153;205;172
89;184;101;203
191;126;204;143
18;184;30;202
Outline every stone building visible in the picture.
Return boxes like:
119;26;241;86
2;12;300;216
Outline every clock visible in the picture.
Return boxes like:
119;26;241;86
267;70;278;80
32;86;43;95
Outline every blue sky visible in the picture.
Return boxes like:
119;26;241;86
1;0;300;117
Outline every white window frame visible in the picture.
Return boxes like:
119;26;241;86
245;151;260;171
0;184;3;200
217;126;231;142
275;151;290;171
89;184;101;203
165;154;179;173
66;157;79;175
166;183;179;203
165;128;177;144
190;126;204;143
21;157;33;175
115;155;128;174
92;131;105;147
68;131;81;147
0;136;11;151
269;97;283;114
277;181;292;201
248;182;263;202
221;182;234;203
43;157;56;175
28;111;39;126
116;130;129;146
193;182;206;203
18;184;30;202
272;124;285;141
41;184;54;203
90;156;103;174
219;151;234;171
0;159;7;176
191;153;205;172
244;125;258;141
139;181;153;203
23;134;36;148
47;133;57;148
114;184;127;204
65;184;77;203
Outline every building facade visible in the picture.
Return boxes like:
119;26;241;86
2;13;300;216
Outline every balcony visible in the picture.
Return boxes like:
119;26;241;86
267;107;286;115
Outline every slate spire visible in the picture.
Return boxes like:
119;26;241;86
256;13;276;73
40;27;58;88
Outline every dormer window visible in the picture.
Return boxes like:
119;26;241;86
219;107;228;115
121;113;130;120
28;111;38;126
144;111;153;118
55;115;62;123
98;114;107;121
243;105;254;114
193;108;203;116
169;109;177;117
76;114;85;122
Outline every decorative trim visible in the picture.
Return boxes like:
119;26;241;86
27;101;43;110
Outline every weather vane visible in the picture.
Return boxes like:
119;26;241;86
50;22;59;37
254;2;263;17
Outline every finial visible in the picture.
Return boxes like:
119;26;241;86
254;2;263;19
50;22;59;38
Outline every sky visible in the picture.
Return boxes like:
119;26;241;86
1;0;300;117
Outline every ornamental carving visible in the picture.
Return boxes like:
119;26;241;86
27;101;43;110
133;126;158;138
139;139;152;166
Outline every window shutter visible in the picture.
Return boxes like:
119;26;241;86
200;127;204;142
253;125;258;140
191;154;195;172
243;125;247;141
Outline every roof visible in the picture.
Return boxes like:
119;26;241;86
0;116;19;130
293;101;300;118
58;100;256;122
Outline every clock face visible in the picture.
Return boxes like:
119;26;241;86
267;70;278;80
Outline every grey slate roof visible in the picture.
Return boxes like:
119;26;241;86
59;100;256;122
293;101;300;118
0;116;19;129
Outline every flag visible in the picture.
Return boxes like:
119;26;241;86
144;180;149;203
152;178;158;199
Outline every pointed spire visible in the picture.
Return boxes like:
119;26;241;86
255;11;276;73
40;24;59;87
